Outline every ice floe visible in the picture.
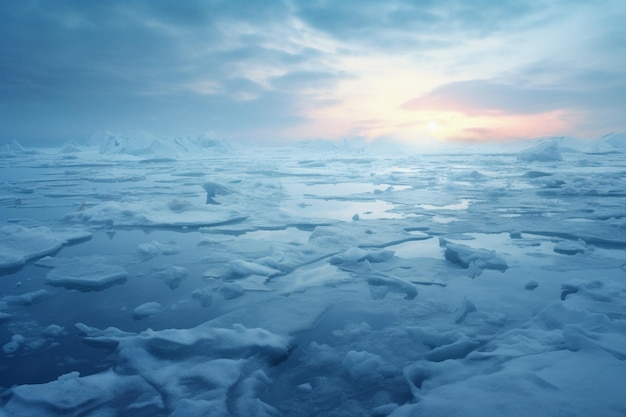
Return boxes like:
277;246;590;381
65;200;247;228
132;301;161;319
1;134;626;416
0;323;295;416
0;225;90;271
152;265;188;289
439;238;508;277
37;256;128;290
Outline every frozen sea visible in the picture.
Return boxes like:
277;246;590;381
1;134;625;416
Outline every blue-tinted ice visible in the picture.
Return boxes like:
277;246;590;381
1;135;626;416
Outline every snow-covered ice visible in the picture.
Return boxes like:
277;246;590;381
132;301;161;319
36;256;128;290
0;225;90;271
1;135;626;416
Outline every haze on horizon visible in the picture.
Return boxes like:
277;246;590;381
1;0;625;145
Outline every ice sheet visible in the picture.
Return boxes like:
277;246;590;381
1;136;625;416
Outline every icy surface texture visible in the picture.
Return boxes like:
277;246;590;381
1;135;625;416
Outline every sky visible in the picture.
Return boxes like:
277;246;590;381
1;0;625;145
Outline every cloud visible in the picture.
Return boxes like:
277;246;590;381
0;1;349;141
402;79;574;116
400;71;626;142
293;0;543;50
1;0;625;143
403;71;626;121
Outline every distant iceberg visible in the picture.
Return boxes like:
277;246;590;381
87;130;234;157
0;140;39;158
517;140;562;162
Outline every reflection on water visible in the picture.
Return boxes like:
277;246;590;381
418;199;471;211
283;198;402;221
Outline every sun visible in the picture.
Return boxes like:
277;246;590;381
428;121;439;131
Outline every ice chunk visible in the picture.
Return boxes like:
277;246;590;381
453;298;477;324
3;370;162;416
191;287;213;307
517;140;563;162
2;289;50;306
202;181;231;205
51;228;92;244
75;323;135;349
560;277;624;302
329;247;394;265
133;302;161;320
65;200;247;228
395;333;626;417
153;265;188;289
218;283;245;299
439;238;508;277
43;324;65;337
423;335;480;362
553;239;587;255
0;225;66;270
112;322;290;362
367;273;418;300
2;334;25;355
342;350;394;382
226;259;281;278
41;256;128;291
305;342;343;367
138;241;181;258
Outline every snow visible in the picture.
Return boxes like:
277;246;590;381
1;134;626;416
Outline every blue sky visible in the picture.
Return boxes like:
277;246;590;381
1;0;625;144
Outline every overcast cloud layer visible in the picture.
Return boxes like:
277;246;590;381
1;0;625;144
